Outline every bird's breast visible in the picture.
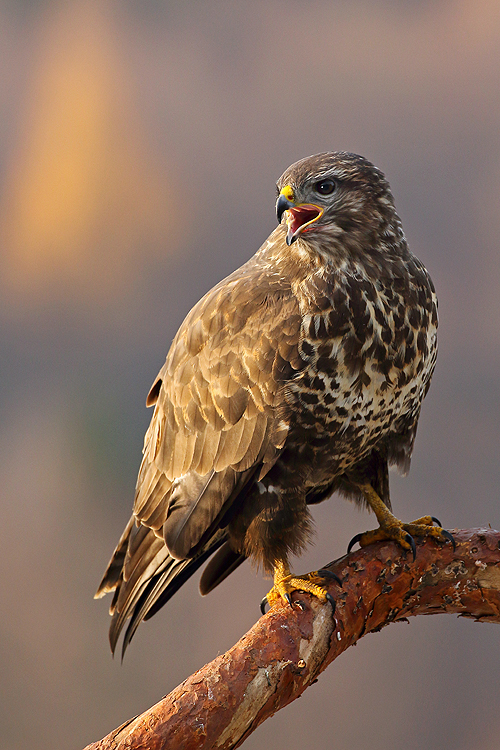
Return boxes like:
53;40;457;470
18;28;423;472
284;268;437;472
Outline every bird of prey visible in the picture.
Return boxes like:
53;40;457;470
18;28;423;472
96;151;453;655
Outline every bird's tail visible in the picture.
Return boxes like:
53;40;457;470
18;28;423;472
95;517;230;658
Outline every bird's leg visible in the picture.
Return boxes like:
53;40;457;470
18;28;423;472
261;559;339;614
348;483;455;560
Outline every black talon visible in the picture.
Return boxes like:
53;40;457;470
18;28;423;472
347;533;363;554
431;516;442;527
260;596;268;615
285;592;293;607
317;569;343;586
441;529;456;551
405;533;417;561
325;592;336;613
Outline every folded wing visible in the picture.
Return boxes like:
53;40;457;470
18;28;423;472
96;254;303;653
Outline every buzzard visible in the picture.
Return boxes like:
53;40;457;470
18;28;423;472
96;152;453;655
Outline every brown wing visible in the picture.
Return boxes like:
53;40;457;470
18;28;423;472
135;259;302;551
96;250;303;652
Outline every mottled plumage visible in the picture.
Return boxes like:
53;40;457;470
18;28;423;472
96;152;443;655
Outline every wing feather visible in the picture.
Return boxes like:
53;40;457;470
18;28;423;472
134;471;170;524
180;430;197;475
229;414;260;467
100;247;305;651
213;415;246;471
171;426;189;478
195;423;222;476
232;412;268;472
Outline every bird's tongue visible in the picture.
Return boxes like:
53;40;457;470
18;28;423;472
287;204;322;236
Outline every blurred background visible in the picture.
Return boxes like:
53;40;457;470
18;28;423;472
1;1;499;748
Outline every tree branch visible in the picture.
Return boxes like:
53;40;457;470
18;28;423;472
83;528;500;750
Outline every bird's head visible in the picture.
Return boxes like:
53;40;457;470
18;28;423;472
276;152;403;254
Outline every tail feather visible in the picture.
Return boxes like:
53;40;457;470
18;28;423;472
108;543;170;654
120;538;225;657
97;516;229;657
97;511;250;657
95;516;135;599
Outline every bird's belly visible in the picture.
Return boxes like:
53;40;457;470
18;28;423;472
286;352;433;483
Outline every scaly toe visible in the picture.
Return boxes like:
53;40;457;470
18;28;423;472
348;516;455;560
403;522;456;551
401;521;454;547
410;515;439;527
347;526;414;554
263;572;338;613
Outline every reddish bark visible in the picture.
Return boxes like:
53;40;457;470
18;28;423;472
84;528;500;750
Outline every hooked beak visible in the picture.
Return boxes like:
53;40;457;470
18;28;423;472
276;193;294;224
276;187;324;246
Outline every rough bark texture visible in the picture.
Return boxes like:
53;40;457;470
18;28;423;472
84;528;500;750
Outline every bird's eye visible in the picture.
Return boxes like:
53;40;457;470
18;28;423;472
313;179;336;196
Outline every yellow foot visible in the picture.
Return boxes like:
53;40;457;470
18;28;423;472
260;563;340;615
348;514;456;560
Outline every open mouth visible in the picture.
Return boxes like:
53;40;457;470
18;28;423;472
285;203;324;245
